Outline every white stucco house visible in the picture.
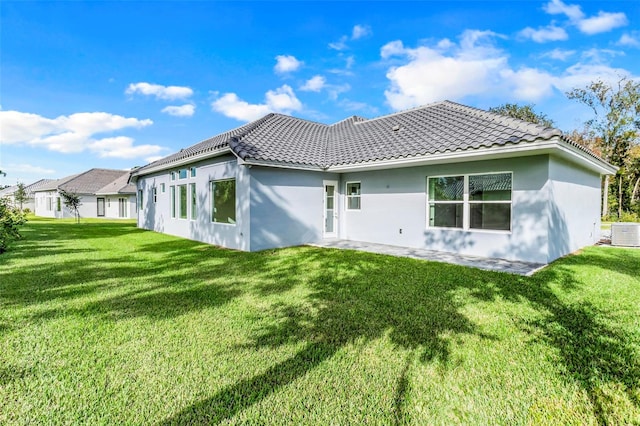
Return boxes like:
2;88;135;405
34;168;136;219
130;101;616;264
0;179;54;211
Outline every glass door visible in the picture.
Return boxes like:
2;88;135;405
323;181;338;237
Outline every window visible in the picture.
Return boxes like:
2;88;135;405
170;186;176;218
190;183;196;220
138;189;143;209
170;172;176;181
179;185;187;219
178;169;188;179
469;173;511;231
153;187;157;203
161;183;165;193
190;167;196;177
211;179;236;224
118;198;127;218
46;196;53;211
346;182;361;210
428;176;464;228
57;197;61;212
427;172;512;231
107;198;111;208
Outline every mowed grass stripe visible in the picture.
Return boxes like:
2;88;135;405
0;217;638;424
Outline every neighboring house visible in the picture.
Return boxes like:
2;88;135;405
0;179;54;211
130;101;616;264
34;169;133;219
95;173;137;219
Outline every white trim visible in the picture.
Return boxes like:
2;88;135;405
323;180;338;238
345;181;361;211
427;172;513;232
132;148;232;178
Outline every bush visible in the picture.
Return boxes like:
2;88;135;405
23;208;32;215
619;211;640;222
0;198;27;253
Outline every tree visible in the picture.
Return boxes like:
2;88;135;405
60;189;82;223
0;197;27;253
14;182;28;211
566;76;640;218
489;103;555;128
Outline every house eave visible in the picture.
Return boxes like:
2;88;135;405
325;138;617;175
239;158;326;171
131;147;233;179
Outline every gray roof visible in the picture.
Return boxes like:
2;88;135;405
0;179;56;198
134;100;604;174
95;172;136;195
35;169;130;194
0;185;18;197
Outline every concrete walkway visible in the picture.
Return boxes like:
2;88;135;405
309;239;546;276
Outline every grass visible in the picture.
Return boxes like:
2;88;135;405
1;217;639;425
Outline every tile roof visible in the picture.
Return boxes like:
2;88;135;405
35;169;130;194
0;179;56;198
134;100;604;174
95;172;136;195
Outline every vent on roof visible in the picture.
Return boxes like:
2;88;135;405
392;125;401;131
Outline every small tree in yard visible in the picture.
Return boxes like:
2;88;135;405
0;197;27;254
60;189;82;223
14;182;28;211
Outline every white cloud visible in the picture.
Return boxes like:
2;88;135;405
0;110;160;159
211;84;302;122
161;104;195;117
618;32;640;48
519;24;568;43
381;29;636;110
382;31;510;109
274;55;303;73
351;24;371;40
264;85;303;111
542;0;627;35
89;136;165;159
577;11;628;35
300;75;327;92
543;0;584;21
542;48;576;61
329;24;372;50
4;163;56;175
329;36;349;51
125;82;193;100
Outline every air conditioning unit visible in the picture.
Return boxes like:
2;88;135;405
611;222;640;247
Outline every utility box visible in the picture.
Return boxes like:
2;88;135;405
611;222;640;247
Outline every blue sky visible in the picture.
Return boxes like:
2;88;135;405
1;0;638;185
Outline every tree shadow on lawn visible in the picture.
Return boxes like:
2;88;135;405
3;221;639;423
159;247;640;425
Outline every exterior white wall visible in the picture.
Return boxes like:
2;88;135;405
547;155;602;262
134;153;604;264
339;155;551;264
102;195;136;219
34;191;60;218
248;167;339;251
137;155;251;251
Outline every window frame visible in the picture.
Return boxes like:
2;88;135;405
190;183;196;220
178;184;187;219
190;167;197;178
170;186;176;218
138;189;143;210
345;181;361;211
210;178;236;225
178;169;188;180
153;187;157;203
426;171;513;233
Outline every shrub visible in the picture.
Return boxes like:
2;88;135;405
0;198;27;253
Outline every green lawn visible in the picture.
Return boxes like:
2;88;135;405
1;218;639;425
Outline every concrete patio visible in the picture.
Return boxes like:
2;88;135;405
309;239;547;276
